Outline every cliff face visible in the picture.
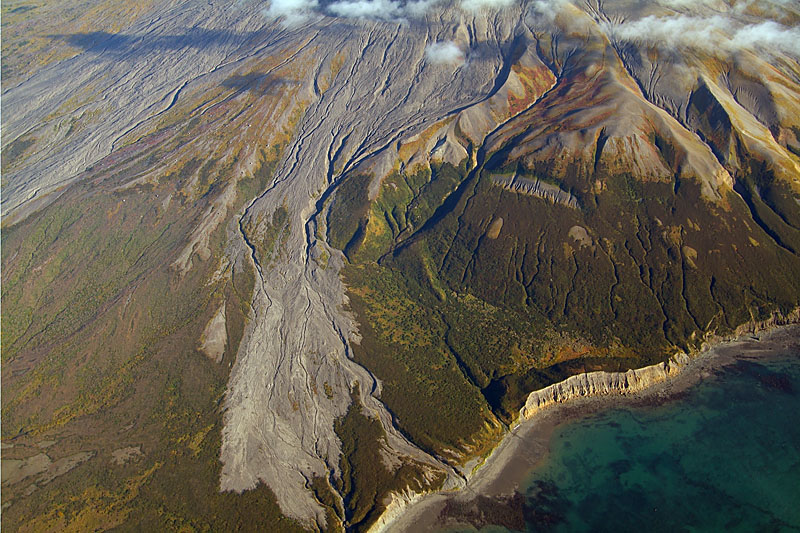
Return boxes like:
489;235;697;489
519;353;691;419
518;309;800;420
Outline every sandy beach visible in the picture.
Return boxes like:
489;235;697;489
385;323;800;533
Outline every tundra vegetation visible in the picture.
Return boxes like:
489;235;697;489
1;157;305;531
3;0;800;530
334;155;800;457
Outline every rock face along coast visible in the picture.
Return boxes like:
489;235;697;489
520;352;691;419
520;310;800;421
380;318;800;533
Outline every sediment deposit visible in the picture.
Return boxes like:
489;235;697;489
220;9;525;523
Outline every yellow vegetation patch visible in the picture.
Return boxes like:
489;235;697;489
365;210;388;241
509;343;536;373
398;117;455;162
453;413;504;463
508;64;555;116
318;51;347;94
188;424;214;457
13;346;148;436
19;462;162;533
349;277;433;348
552;342;594;364
682;245;698;269
664;225;683;246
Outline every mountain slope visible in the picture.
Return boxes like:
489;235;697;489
2;0;800;531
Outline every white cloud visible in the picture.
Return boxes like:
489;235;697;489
657;0;800;20
425;40;465;64
262;0;319;26
326;0;405;19
322;0;445;21
605;14;800;57
263;0;521;22
325;0;512;19
733;20;800;55
528;0;570;21
404;0;442;17
459;0;516;12
607;14;729;49
656;0;722;8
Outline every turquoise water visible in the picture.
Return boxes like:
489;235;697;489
456;351;800;532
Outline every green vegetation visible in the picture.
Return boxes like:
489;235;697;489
326;173;371;257
5;67;800;530
327;161;466;263
332;151;800;464
310;476;345;533
1;143;306;531
344;263;504;460
1;135;36;172
333;385;445;532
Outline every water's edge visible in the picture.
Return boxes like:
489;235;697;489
372;313;800;533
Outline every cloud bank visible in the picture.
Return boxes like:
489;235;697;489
260;0;800;60
528;0;569;21
262;0;319;26
327;0;405;19
460;0;516;12
606;14;800;57
262;0;526;23
425;41;465;64
657;0;800;17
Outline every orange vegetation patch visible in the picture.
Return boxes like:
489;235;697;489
397;117;456;161
507;64;556;116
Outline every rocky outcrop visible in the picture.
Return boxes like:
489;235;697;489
519;309;800;421
519;353;691;419
367;487;431;533
199;303;227;364
491;174;579;208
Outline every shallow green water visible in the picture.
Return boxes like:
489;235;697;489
457;351;800;532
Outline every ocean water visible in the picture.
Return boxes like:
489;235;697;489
458;351;800;532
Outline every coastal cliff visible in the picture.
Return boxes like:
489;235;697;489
367;488;432;533
366;314;799;533
519;353;691;419
520;310;799;420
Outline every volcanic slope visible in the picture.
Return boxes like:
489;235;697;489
3;0;800;531
327;0;800;476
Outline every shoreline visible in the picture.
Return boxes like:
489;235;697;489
376;320;800;533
